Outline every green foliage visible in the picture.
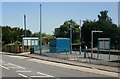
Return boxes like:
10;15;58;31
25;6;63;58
5;41;21;46
31;32;54;40
45;34;54;40
54;19;80;43
0;41;4;44
72;43;80;45
31;32;46;37
2;26;32;44
98;10;112;23
13;41;22;45
42;34;54;45
82;10;119;49
31;32;54;45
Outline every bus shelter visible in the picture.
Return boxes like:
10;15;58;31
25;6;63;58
22;37;40;53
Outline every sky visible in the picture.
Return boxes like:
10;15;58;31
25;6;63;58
2;2;118;34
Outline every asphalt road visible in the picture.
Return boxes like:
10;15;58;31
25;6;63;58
0;54;118;79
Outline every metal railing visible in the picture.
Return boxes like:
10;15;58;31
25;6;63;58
38;45;119;67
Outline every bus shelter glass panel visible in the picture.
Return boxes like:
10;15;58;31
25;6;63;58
22;37;40;53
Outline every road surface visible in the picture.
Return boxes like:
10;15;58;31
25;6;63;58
0;54;118;79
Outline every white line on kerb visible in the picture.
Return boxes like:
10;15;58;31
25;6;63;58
37;72;54;77
18;73;28;78
0;65;9;70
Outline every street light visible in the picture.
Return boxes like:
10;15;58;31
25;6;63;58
39;4;42;55
24;15;27;37
70;27;72;54
68;22;72;54
79;20;82;54
91;30;103;58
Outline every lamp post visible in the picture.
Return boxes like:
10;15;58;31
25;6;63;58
68;22;72;54
91;31;103;58
79;20;82;54
39;4;42;55
24;15;26;37
70;27;72;54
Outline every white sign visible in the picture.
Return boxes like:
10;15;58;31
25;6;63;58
98;38;110;50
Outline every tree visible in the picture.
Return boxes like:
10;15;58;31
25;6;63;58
98;10;112;23
31;32;54;45
81;10;119;49
31;32;46;37
54;19;80;44
2;26;32;44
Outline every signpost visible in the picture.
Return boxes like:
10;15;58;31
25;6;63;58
91;31;103;58
98;38;111;60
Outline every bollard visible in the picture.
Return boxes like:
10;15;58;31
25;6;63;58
97;50;100;59
79;46;81;55
84;46;87;58
30;47;34;54
108;50;110;60
84;49;86;58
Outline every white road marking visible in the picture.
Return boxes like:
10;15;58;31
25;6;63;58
7;67;23;69
37;72;54;77
0;60;5;63
28;59;118;77
1;57;55;78
18;73;28;78
16;71;31;73
2;63;11;66
8;63;25;69
30;76;49;77
0;65;9;70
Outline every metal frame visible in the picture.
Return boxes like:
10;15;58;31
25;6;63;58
91;31;103;58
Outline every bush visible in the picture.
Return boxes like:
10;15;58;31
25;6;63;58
13;41;21;45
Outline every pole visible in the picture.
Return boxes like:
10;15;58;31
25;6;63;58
40;4;42;55
91;31;93;58
70;27;72;54
24;15;26;37
79;20;81;54
91;31;103;58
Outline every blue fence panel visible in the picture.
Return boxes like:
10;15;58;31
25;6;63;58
50;38;70;53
